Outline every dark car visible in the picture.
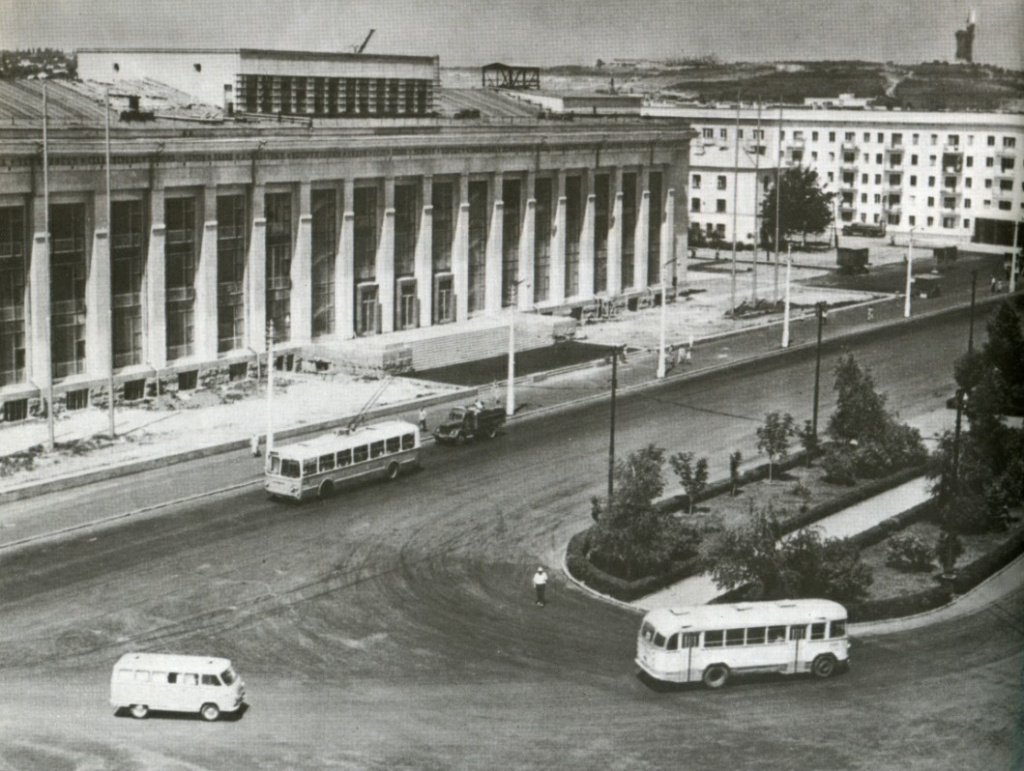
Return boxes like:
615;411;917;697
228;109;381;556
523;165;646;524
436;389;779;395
841;223;886;238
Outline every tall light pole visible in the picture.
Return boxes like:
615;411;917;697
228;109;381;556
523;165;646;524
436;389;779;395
781;244;792;348
266;320;275;460
904;229;915;318
656;257;677;379
1011;218;1020;294
608;344;620;506
811;301;825;443
506;280;527;417
42;82;55;452
105;88;116;439
730;93;741;316
773;102;784;303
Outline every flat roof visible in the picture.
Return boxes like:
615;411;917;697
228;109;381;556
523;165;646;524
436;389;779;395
76;47;435;65
642;600;847;632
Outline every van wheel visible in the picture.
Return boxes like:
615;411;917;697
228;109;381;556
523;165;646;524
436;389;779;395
200;703;220;722
384;462;400;481
454;432;466;446
318;480;334;499
702;664;730;689
812;654;838;679
485;426;497;439
130;704;149;719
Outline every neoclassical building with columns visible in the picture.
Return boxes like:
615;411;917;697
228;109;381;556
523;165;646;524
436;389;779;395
0;82;691;419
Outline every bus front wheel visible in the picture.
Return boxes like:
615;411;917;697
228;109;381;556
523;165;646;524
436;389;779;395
812;654;838;679
129;704;149;719
702;664;730;689
200;703;220;722
318;480;334;499
385;462;400;481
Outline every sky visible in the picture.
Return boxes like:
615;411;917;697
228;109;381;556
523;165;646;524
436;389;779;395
3;0;1022;70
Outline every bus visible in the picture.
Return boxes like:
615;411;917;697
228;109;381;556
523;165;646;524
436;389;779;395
265;420;420;501
635;599;849;688
110;652;245;721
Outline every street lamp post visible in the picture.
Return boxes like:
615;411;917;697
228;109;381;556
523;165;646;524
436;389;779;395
266;320;275;460
656;258;677;379
781;245;792;348
904;230;915;318
506;280;527;418
608;344;621;505
1011;218;1020;294
811;301;825;442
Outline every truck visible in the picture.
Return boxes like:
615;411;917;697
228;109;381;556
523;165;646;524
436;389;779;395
433;405;506;444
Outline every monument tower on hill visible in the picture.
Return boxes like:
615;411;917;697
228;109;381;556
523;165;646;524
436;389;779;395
954;7;976;63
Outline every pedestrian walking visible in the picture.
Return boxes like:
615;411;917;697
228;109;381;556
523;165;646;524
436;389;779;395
532;567;548;606
250;433;261;458
671;344;682;371
867;307;874;322
418;407;428;432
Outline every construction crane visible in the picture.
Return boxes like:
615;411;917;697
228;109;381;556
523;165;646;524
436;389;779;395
353;29;375;54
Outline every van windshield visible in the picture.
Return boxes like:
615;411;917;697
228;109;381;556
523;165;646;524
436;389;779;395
221;668;237;685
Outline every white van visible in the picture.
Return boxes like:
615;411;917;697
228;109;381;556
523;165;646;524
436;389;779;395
110;652;246;721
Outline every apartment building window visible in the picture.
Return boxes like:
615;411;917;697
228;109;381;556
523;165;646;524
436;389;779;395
890;153;903;166
692;174;702;189
930;134;938;145
829;152;835;161
217;194;247;353
794;130;804;140
944;197;956;209
780;130;786;140
967;135;974;146
719;128;728;139
986;157;994;168
845;131;854;141
877;133;884;143
691;198;701;213
908;216;916;226
717;175;727;191
890;174;902;185
812;131;819;141
946;176;958;190
928;177;936;187
998;201;1012;211
910;175;917;186
911;134;919;145
716;199;727;213
966;156;973;167
811;151;818;161
927;197;935;207
875;154;883;164
875;174;881;184
964;219;970;229
863;132;870;142
927;216;934;226
828;172;834;182
892;133;903;145
943;217;957;229
929;156;936;166
874;194;881;204
829;131;836;142
165;197;197;361
1003;136;1016;148
964;199;971;208
861;173;868;184
983;200;991;208
987;136;995;146
861;193;868;203
702;128;713;139
911;155;918;166
862;154;869;164
948;135;959;146
965;178;972;188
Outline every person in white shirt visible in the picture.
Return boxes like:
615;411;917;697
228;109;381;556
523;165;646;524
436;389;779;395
532;567;549;607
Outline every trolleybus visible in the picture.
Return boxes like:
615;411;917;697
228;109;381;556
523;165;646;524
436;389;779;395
636;599;849;688
265;420;420;501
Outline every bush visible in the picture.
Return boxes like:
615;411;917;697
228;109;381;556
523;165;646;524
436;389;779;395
885;533;935;572
822;446;857;486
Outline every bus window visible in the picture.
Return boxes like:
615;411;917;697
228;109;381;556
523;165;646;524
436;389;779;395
681;633;700;648
767;626;787;643
810;623;826;640
303;459;318;477
725;629;745;646
354;445;369;463
201;674;222;686
640;622;656;642
319;454;335;472
337;449;352;467
653;632;667;648
704;630;724;648
370;440;385;458
401;433;415;450
183;673;198;686
134;670;151;682
666;633;680;651
281;460;301;478
386;436;400;453
830;620;846;638
268;455;281;474
746;627;766;645
790;625;807;641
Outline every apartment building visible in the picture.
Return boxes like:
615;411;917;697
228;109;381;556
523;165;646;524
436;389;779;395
647;104;1024;248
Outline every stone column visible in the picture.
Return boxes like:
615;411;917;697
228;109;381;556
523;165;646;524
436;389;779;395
28;197;52;388
146;188;167;370
517;170;536;311
634;167;650;289
193;185;219;361
245;186;266;351
336;179;355;339
548;170;566;305
662;187;677;288
667;150;689;285
86;193;113;378
376;177;396;334
452;173;470;323
290;181;313;345
414;175;433;327
607;167;623;296
579;171;595;300
484;172;504;315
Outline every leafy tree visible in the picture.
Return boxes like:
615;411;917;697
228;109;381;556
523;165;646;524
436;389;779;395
935;529;964;576
588;445;700;580
729;450;743;496
798;419;818;466
704;506;872;602
885;534;934;572
827;354;890;445
669;451;709;515
756;411;795;482
759;165;834;248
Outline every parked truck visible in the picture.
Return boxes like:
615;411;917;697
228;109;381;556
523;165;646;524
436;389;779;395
433;405;506;444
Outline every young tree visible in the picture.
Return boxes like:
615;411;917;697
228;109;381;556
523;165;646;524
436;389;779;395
827;354;890;445
756;411;795;482
798;419;817;466
759;165;834;248
669;451;710;515
729;450;743;496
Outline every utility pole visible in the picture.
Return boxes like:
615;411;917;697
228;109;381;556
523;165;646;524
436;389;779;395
506;280;526;417
105;88;116;439
751;99;762;304
811;301;825;442
43;82;54;452
781;245;792;348
266;320;275;458
904;230;915;318
774;102;784;303
968;269;977;353
608;345;619;506
730;93;740;315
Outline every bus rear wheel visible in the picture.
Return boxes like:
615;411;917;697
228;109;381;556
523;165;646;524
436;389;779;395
812;654;838;679
384;462;400;481
129;704;148;719
200;703;220;722
702;664;730;689
318;480;334;499
485;426;497;439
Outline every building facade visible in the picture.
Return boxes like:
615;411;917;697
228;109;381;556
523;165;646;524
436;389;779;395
647;104;1024;248
0;111;690;419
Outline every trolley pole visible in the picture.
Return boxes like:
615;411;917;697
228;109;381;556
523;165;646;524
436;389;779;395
266;320;275;459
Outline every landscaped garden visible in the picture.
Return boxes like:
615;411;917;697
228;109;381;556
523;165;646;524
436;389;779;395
567;299;1024;622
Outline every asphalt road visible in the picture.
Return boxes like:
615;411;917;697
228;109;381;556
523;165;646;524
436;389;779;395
0;312;1019;771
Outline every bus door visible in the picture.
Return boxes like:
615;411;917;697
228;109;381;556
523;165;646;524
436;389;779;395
789;625;807;674
681;632;700;683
